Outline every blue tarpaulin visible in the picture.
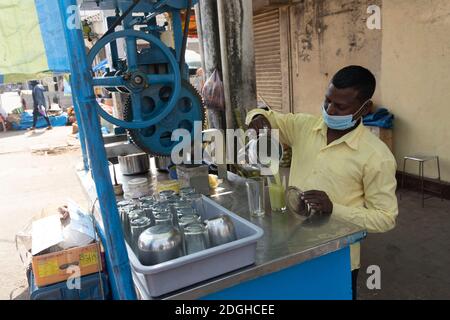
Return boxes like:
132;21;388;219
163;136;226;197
363;107;394;129
11;111;68;130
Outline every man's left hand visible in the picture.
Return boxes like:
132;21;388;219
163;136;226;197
301;190;333;214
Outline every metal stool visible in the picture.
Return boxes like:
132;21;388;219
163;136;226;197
401;155;443;207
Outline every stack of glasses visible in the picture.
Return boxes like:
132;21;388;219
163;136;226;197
116;188;237;266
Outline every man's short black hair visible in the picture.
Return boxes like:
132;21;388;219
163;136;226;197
331;66;376;102
29;80;39;88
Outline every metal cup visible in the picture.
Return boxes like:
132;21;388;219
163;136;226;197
205;215;237;247
138;225;183;266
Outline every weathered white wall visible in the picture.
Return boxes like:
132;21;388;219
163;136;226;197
284;0;450;181
380;0;450;181
289;0;382;115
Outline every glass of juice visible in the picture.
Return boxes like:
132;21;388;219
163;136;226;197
268;183;286;213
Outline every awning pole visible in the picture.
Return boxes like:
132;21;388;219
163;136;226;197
58;0;136;300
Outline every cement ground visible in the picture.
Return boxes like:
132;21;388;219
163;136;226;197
358;191;450;300
0;127;87;300
0;126;449;299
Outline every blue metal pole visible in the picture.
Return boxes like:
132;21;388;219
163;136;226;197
70;83;89;171
171;10;183;62
58;0;136;300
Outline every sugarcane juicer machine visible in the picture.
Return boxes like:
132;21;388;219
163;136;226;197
81;0;203;156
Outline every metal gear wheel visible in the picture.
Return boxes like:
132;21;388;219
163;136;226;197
124;80;206;156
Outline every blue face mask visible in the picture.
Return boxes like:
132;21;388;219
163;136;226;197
322;100;370;131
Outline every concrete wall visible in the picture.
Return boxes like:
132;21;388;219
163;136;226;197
289;0;382;115
380;0;450;181
285;0;450;181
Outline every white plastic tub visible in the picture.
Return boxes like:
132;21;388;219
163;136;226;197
127;195;264;298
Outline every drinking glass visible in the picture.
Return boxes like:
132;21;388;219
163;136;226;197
176;206;196;219
185;193;206;219
183;223;210;255
178;214;201;230
153;208;173;226
130;216;152;253
159;190;176;201
180;187;196;198
245;177;265;217
268;183;286;213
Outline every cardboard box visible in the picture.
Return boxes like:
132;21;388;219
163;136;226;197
32;242;102;288
367;126;394;152
30;204;101;288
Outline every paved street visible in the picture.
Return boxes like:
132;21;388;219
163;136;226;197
359;191;450;300
0;127;86;300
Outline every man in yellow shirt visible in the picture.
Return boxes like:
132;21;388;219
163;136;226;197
246;65;398;300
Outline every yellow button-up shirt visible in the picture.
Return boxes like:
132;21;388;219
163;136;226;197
245;109;398;271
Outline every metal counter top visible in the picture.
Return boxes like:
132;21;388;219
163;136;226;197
77;161;367;300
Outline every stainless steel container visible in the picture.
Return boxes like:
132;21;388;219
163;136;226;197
155;156;171;172
176;164;210;195
205;215;237;247
286;186;317;217
138;225;183;266
118;153;150;176
125;178;150;199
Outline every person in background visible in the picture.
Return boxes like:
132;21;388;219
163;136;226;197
28;80;52;131
18;90;27;111
247;65;398;300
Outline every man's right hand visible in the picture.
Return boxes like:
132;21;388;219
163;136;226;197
248;115;271;135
